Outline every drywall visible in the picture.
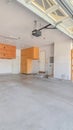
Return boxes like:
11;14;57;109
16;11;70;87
54;39;71;80
0;49;20;74
0;59;12;74
32;36;72;80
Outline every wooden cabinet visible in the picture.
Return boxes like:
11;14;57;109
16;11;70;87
21;47;39;60
21;59;32;73
33;47;39;60
21;47;39;74
0;43;16;59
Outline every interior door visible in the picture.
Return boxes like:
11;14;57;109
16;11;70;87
39;51;46;72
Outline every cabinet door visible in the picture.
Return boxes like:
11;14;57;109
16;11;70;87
26;47;39;59
21;59;27;73
21;58;32;74
21;64;27;73
21;47;39;74
27;59;32;73
6;45;16;59
33;47;39;59
21;47;39;59
0;44;4;58
0;44;16;59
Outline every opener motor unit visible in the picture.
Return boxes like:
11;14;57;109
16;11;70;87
32;29;41;37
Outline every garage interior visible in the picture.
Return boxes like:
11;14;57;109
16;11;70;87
0;0;73;130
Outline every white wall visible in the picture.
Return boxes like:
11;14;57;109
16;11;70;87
0;49;20;74
0;59;12;74
32;36;72;80
54;39;71;80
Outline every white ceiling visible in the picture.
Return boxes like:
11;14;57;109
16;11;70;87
0;0;71;48
17;0;73;38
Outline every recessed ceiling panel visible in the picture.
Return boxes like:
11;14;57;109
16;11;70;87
17;0;73;38
48;8;68;22
70;0;73;4
31;0;56;12
68;26;73;34
34;0;44;8
30;0;68;22
59;18;73;34
59;18;73;28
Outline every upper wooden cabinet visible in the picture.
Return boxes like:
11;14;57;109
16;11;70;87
21;47;39;60
0;43;16;59
21;47;39;74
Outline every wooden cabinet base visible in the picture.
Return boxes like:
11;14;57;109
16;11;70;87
21;59;32;74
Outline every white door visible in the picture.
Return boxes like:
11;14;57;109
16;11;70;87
39;51;46;72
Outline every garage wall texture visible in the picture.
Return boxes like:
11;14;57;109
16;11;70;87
54;39;71;80
0;49;20;74
32;37;72;80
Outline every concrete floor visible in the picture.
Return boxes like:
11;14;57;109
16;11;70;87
0;74;73;130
